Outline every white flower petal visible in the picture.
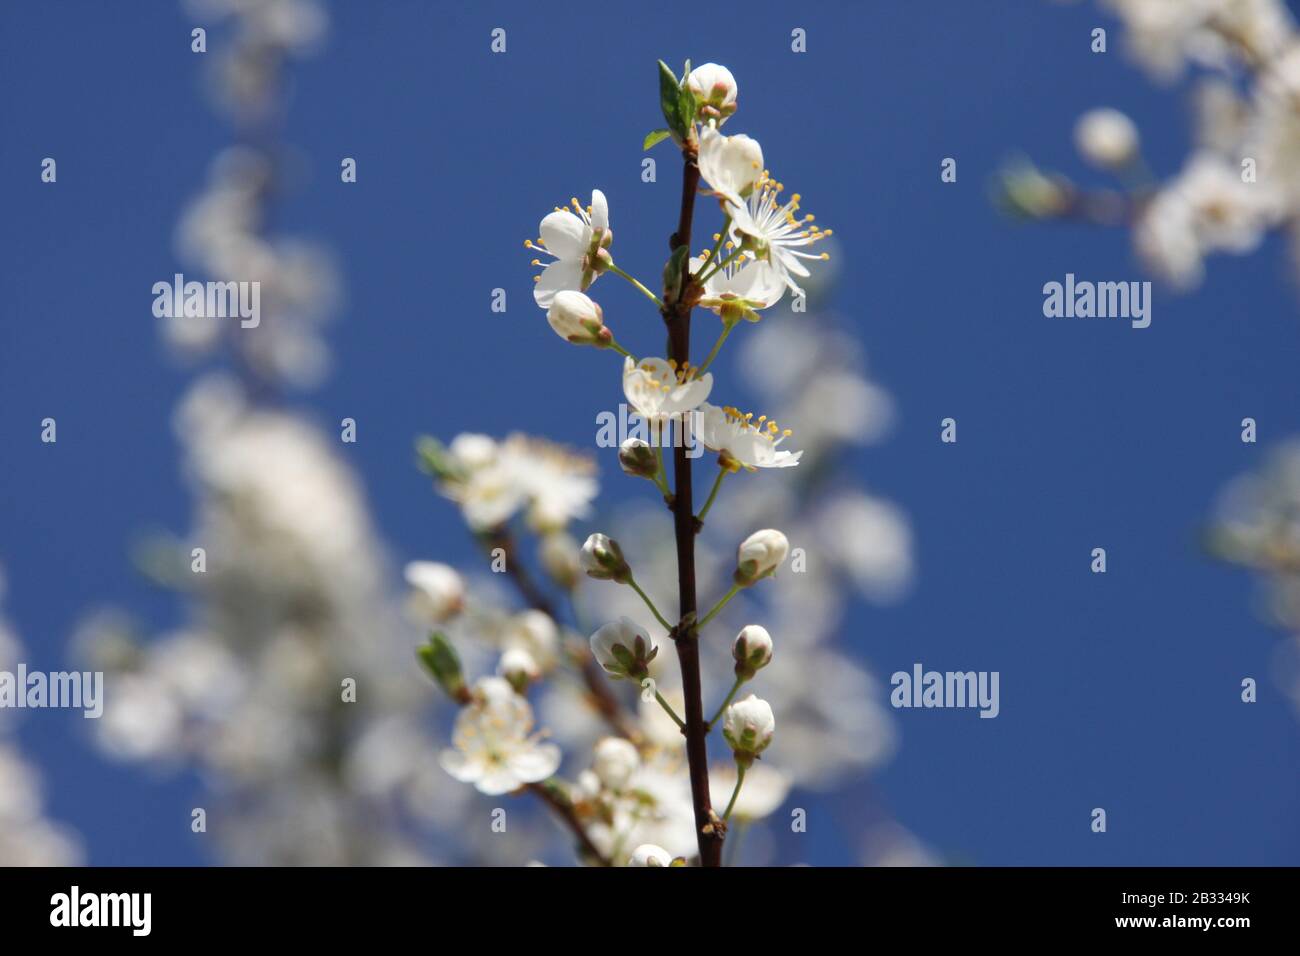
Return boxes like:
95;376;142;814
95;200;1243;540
539;209;589;260
507;743;562;784
533;258;585;308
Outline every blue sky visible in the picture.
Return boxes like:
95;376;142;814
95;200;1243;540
1;0;1297;865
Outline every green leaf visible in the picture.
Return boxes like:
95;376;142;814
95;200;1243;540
643;128;671;151
418;632;466;701
677;86;697;132
658;59;688;142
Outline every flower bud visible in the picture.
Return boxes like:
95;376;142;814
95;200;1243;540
618;437;660;480
732;624;773;679
503;609;560;674
539;531;581;590
417;632;469;703
404;561;465;623
589;617;658;681
722;694;775;766
686;63;738;123
592;736;640;791
581;532;632;583
547;290;612;348
628;843;674;867
734;529;789;586
497;647;540;693
1074;108;1138;170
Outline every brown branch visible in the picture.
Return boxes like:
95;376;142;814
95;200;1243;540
662;143;725;867
483;529;638;740
526;781;612;867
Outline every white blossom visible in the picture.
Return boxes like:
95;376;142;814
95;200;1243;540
622;356;713;424
528;190;611;308
440;678;561;796
697;402;802;471
698;126;763;206
728;171;832;295
690;254;785;323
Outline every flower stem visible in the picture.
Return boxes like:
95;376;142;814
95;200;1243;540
609;262;664;308
693;215;732;276
628;577;672;632
722;764;747;821
706;675;745;730
607;338;633;359
693;320;736;379
654;690;686;729
698;582;741;631
696;466;727;523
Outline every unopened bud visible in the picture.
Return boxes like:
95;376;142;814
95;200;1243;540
732;624;773;679
589;617;658;681
722;694;775;766
628;843;674;867
619;437;659;480
497;647;540;693
686;62;738;123
734;528;789;586
404;561;465;623
581;532;632;583
547;290;612;348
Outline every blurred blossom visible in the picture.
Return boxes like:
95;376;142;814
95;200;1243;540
1005;2;1300;295
0;569;84;865
861;821;942;867
1210;440;1300;716
1103;0;1293;83
74;0;471;866
174;150;339;387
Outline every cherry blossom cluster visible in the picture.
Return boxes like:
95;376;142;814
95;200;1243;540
417;60;838;866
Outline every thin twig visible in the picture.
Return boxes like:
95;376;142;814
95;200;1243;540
526;781;613;866
483;529;637;740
